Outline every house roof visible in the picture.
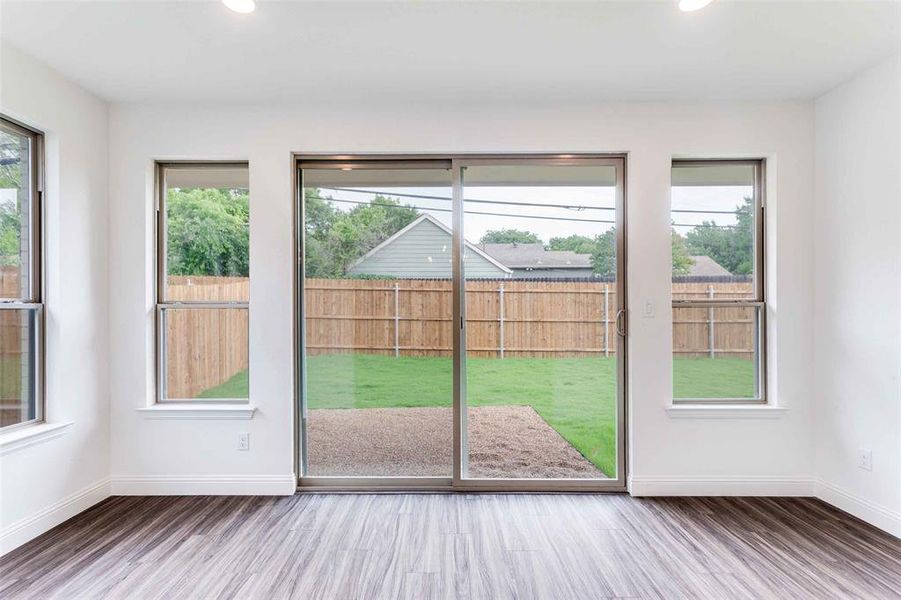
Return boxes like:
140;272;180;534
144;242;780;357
478;247;732;276
354;221;731;277
478;243;592;270
687;255;732;277
349;214;513;274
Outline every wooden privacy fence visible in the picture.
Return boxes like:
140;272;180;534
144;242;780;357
164;276;756;398
0;267;32;426
306;278;618;358
0;267;27;356
305;278;757;359
165;276;249;399
672;281;757;359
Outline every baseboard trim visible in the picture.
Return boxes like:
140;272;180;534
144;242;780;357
815;479;901;538
0;477;111;556
110;474;297;496
629;476;815;497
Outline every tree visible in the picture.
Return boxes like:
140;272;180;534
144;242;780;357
166;188;249;277
685;197;753;275
302;189;341;278
590;227;693;277
548;234;595;254
304;188;339;237
303;190;420;277
0;202;20;266
0;131;25;267
479;229;541;244
671;229;693;276
0;130;25;191
590;229;617;277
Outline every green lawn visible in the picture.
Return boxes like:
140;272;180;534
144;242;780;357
672;357;758;399
200;354;754;477
0;355;24;399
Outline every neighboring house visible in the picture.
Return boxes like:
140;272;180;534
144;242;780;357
347;214;512;278
349;217;733;279
478;243;594;279
687;255;732;277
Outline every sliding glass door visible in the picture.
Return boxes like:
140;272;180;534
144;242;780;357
297;156;626;489
459;161;623;482
299;161;454;479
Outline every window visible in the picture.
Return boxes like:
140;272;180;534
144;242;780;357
156;163;249;402
671;160;765;403
0;116;43;430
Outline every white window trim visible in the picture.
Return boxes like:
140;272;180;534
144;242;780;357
0;422;73;456
665;405;786;419
671;158;767;406
154;162;250;404
137;404;256;420
0;115;45;432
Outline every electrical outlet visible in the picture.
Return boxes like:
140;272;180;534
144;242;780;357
859;448;872;471
237;432;250;451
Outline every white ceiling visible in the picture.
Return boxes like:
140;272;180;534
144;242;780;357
1;0;898;105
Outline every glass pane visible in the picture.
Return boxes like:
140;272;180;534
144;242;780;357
0;309;37;427
673;305;760;400
164;166;249;302
162;307;248;400
302;167;453;477
462;163;618;479
0;122;34;300
671;163;757;299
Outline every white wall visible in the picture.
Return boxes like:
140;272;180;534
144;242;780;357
107;101;816;497
0;43;110;552
814;54;901;536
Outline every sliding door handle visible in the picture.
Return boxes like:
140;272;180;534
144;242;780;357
615;309;627;337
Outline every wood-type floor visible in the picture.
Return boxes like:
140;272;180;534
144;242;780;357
1;494;899;599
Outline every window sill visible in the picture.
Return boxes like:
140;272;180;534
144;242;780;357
666;405;788;419
137;404;256;420
0;421;74;456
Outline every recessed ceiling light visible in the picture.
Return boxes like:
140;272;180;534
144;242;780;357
223;0;255;14
678;0;713;12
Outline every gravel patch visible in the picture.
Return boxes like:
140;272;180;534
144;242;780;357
306;405;606;479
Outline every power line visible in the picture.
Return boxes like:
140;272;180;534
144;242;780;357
322;197;616;224
671;208;743;215
321;186;743;216
319;197;740;229
325;186;609;212
672;222;739;229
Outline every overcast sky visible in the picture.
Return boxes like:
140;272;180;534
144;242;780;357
319;184;750;245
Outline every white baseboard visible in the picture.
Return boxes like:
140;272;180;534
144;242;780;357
815;479;901;538
629;476;815;497
1;477;111;556
110;474;297;496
